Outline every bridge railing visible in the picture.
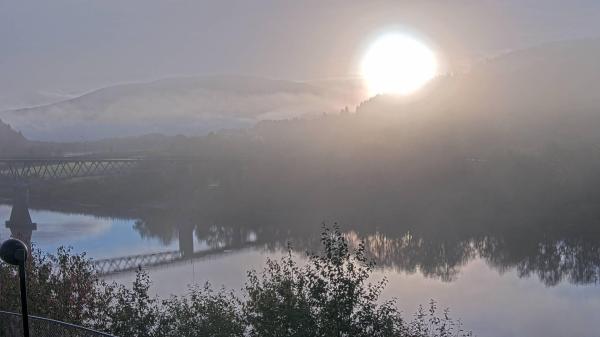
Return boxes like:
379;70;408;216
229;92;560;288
0;310;115;337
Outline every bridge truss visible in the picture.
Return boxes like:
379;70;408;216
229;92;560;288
0;158;143;184
92;250;183;275
91;244;257;275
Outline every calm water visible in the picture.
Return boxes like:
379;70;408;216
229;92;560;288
2;203;600;337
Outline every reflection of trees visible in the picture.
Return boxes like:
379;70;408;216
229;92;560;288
124;201;600;286
134;219;177;245
479;235;600;286
344;231;475;282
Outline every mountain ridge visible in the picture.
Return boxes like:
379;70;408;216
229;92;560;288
0;75;366;142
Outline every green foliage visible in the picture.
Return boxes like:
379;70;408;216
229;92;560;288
0;226;472;337
98;270;160;336
0;246;108;325
244;226;400;337
156;285;244;337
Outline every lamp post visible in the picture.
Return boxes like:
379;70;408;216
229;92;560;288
0;238;30;337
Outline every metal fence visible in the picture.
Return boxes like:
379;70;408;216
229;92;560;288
0;310;115;337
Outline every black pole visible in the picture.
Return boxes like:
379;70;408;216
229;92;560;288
17;249;30;337
0;239;30;337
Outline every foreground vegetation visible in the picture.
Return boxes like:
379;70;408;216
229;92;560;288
0;226;471;337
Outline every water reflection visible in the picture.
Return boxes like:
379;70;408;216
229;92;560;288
5;193;600;286
4;189;600;337
129;201;600;287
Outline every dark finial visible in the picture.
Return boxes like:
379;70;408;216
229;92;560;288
0;238;28;266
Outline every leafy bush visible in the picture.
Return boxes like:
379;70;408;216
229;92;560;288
156;285;244;337
0;246;108;325
0;226;472;337
244;227;401;337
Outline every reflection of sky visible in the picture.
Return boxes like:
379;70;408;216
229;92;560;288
376;259;600;337
0;205;185;259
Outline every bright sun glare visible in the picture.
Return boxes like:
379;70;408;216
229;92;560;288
361;34;438;96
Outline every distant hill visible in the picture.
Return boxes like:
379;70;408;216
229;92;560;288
248;38;600;150
0;90;77;111
0;119;28;155
5;38;600;156
0;76;366;142
171;39;600;233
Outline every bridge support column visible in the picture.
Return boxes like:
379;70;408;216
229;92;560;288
178;223;195;258
5;185;37;249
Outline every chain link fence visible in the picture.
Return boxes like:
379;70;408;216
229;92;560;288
0;310;115;337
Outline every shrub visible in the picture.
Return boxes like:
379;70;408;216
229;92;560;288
156;285;244;337
0;246;107;325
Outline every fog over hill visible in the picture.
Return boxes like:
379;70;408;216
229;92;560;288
0;76;366;142
240;38;600;153
0;91;78;112
2;39;600;158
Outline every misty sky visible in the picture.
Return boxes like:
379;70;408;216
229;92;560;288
2;0;600;107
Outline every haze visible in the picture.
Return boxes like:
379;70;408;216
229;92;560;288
2;2;600;337
2;0;600;109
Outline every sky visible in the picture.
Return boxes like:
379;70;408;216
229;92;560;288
2;0;600;107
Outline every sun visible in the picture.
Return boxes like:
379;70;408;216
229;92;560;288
361;34;438;96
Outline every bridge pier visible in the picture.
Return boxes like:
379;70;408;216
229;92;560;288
5;185;37;249
178;223;195;258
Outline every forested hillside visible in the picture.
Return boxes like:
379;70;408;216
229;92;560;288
0;119;28;155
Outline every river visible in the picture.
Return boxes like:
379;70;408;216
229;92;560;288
1;203;599;337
